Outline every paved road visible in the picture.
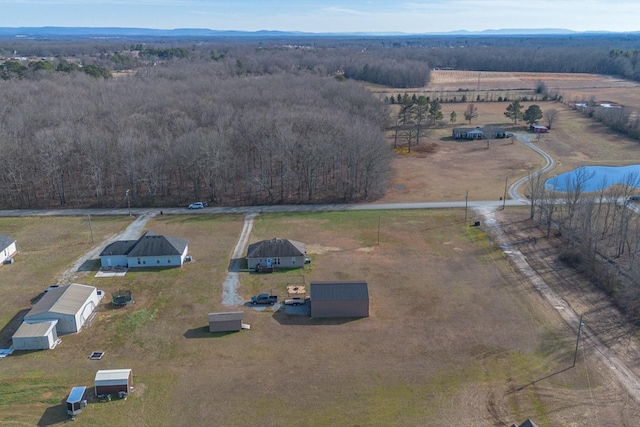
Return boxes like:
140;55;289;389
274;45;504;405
0;199;529;218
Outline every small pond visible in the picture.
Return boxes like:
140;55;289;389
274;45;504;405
545;165;640;192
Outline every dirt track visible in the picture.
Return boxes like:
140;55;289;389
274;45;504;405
487;206;640;409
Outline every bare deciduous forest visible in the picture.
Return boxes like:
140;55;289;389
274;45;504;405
3;34;640;209
0;65;392;207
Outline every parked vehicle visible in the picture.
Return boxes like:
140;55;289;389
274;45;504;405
284;297;306;306
304;257;311;264
629;195;640;201
251;293;278;305
188;202;204;209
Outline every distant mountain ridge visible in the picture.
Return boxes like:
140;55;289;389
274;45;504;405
0;26;630;38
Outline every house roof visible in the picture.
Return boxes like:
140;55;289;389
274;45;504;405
453;126;505;133
100;240;138;256
519;420;539;427
310;281;369;301
100;231;188;258
127;232;188;257
0;234;16;250
95;369;132;385
13;320;58;338
25;283;96;317
208;311;243;322
246;238;306;258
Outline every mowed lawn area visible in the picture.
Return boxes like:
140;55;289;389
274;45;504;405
0;211;621;426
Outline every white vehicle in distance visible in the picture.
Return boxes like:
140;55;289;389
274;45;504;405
188;201;207;209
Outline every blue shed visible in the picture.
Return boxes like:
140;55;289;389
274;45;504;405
67;386;87;416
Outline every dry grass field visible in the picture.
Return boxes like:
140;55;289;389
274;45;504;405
4;70;640;426
375;70;640;204
3;211;637;426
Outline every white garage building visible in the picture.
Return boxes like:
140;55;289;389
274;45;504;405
0;233;17;264
24;284;100;334
12;320;59;350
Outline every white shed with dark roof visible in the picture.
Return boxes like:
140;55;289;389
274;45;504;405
208;311;243;332
12;320;58;350
310;281;369;318
246;238;306;270
24;283;99;334
0;233;17;264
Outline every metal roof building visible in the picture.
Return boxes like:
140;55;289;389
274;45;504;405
12;320;58;350
0;233;17;265
94;369;132;396
208;311;243;333
310;281;369;318
24;283;99;334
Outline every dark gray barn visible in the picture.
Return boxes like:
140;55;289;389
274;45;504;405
208;311;243;332
310;282;369;318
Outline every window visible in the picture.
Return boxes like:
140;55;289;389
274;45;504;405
157;259;160;264
292;257;296;264
168;259;171;263
137;258;141;265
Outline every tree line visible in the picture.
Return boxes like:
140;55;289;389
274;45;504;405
0;63;392;208
527;170;640;322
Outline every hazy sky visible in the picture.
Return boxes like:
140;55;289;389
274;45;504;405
1;0;638;33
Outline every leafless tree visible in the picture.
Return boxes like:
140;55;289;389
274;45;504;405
544;108;559;129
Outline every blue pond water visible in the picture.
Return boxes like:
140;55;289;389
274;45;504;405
545;165;640;192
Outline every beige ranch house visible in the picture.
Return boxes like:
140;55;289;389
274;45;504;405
246;238;306;270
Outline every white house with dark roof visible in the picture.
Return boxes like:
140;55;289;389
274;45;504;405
99;231;189;268
246;238;306;270
23;283;100;334
0;233;17;264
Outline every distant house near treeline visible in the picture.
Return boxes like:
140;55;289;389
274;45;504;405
452;126;506;140
530;124;548;133
100;231;189;268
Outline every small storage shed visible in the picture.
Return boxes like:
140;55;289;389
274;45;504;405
24;283;99;334
12;320;58;350
310;281;369;318
208;311;243;332
94;369;132;396
66;386;87;416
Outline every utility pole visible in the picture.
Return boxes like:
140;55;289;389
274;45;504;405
88;214;94;243
572;314;584;367
503;176;508;210
377;216;381;245
464;191;469;223
126;189;131;217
